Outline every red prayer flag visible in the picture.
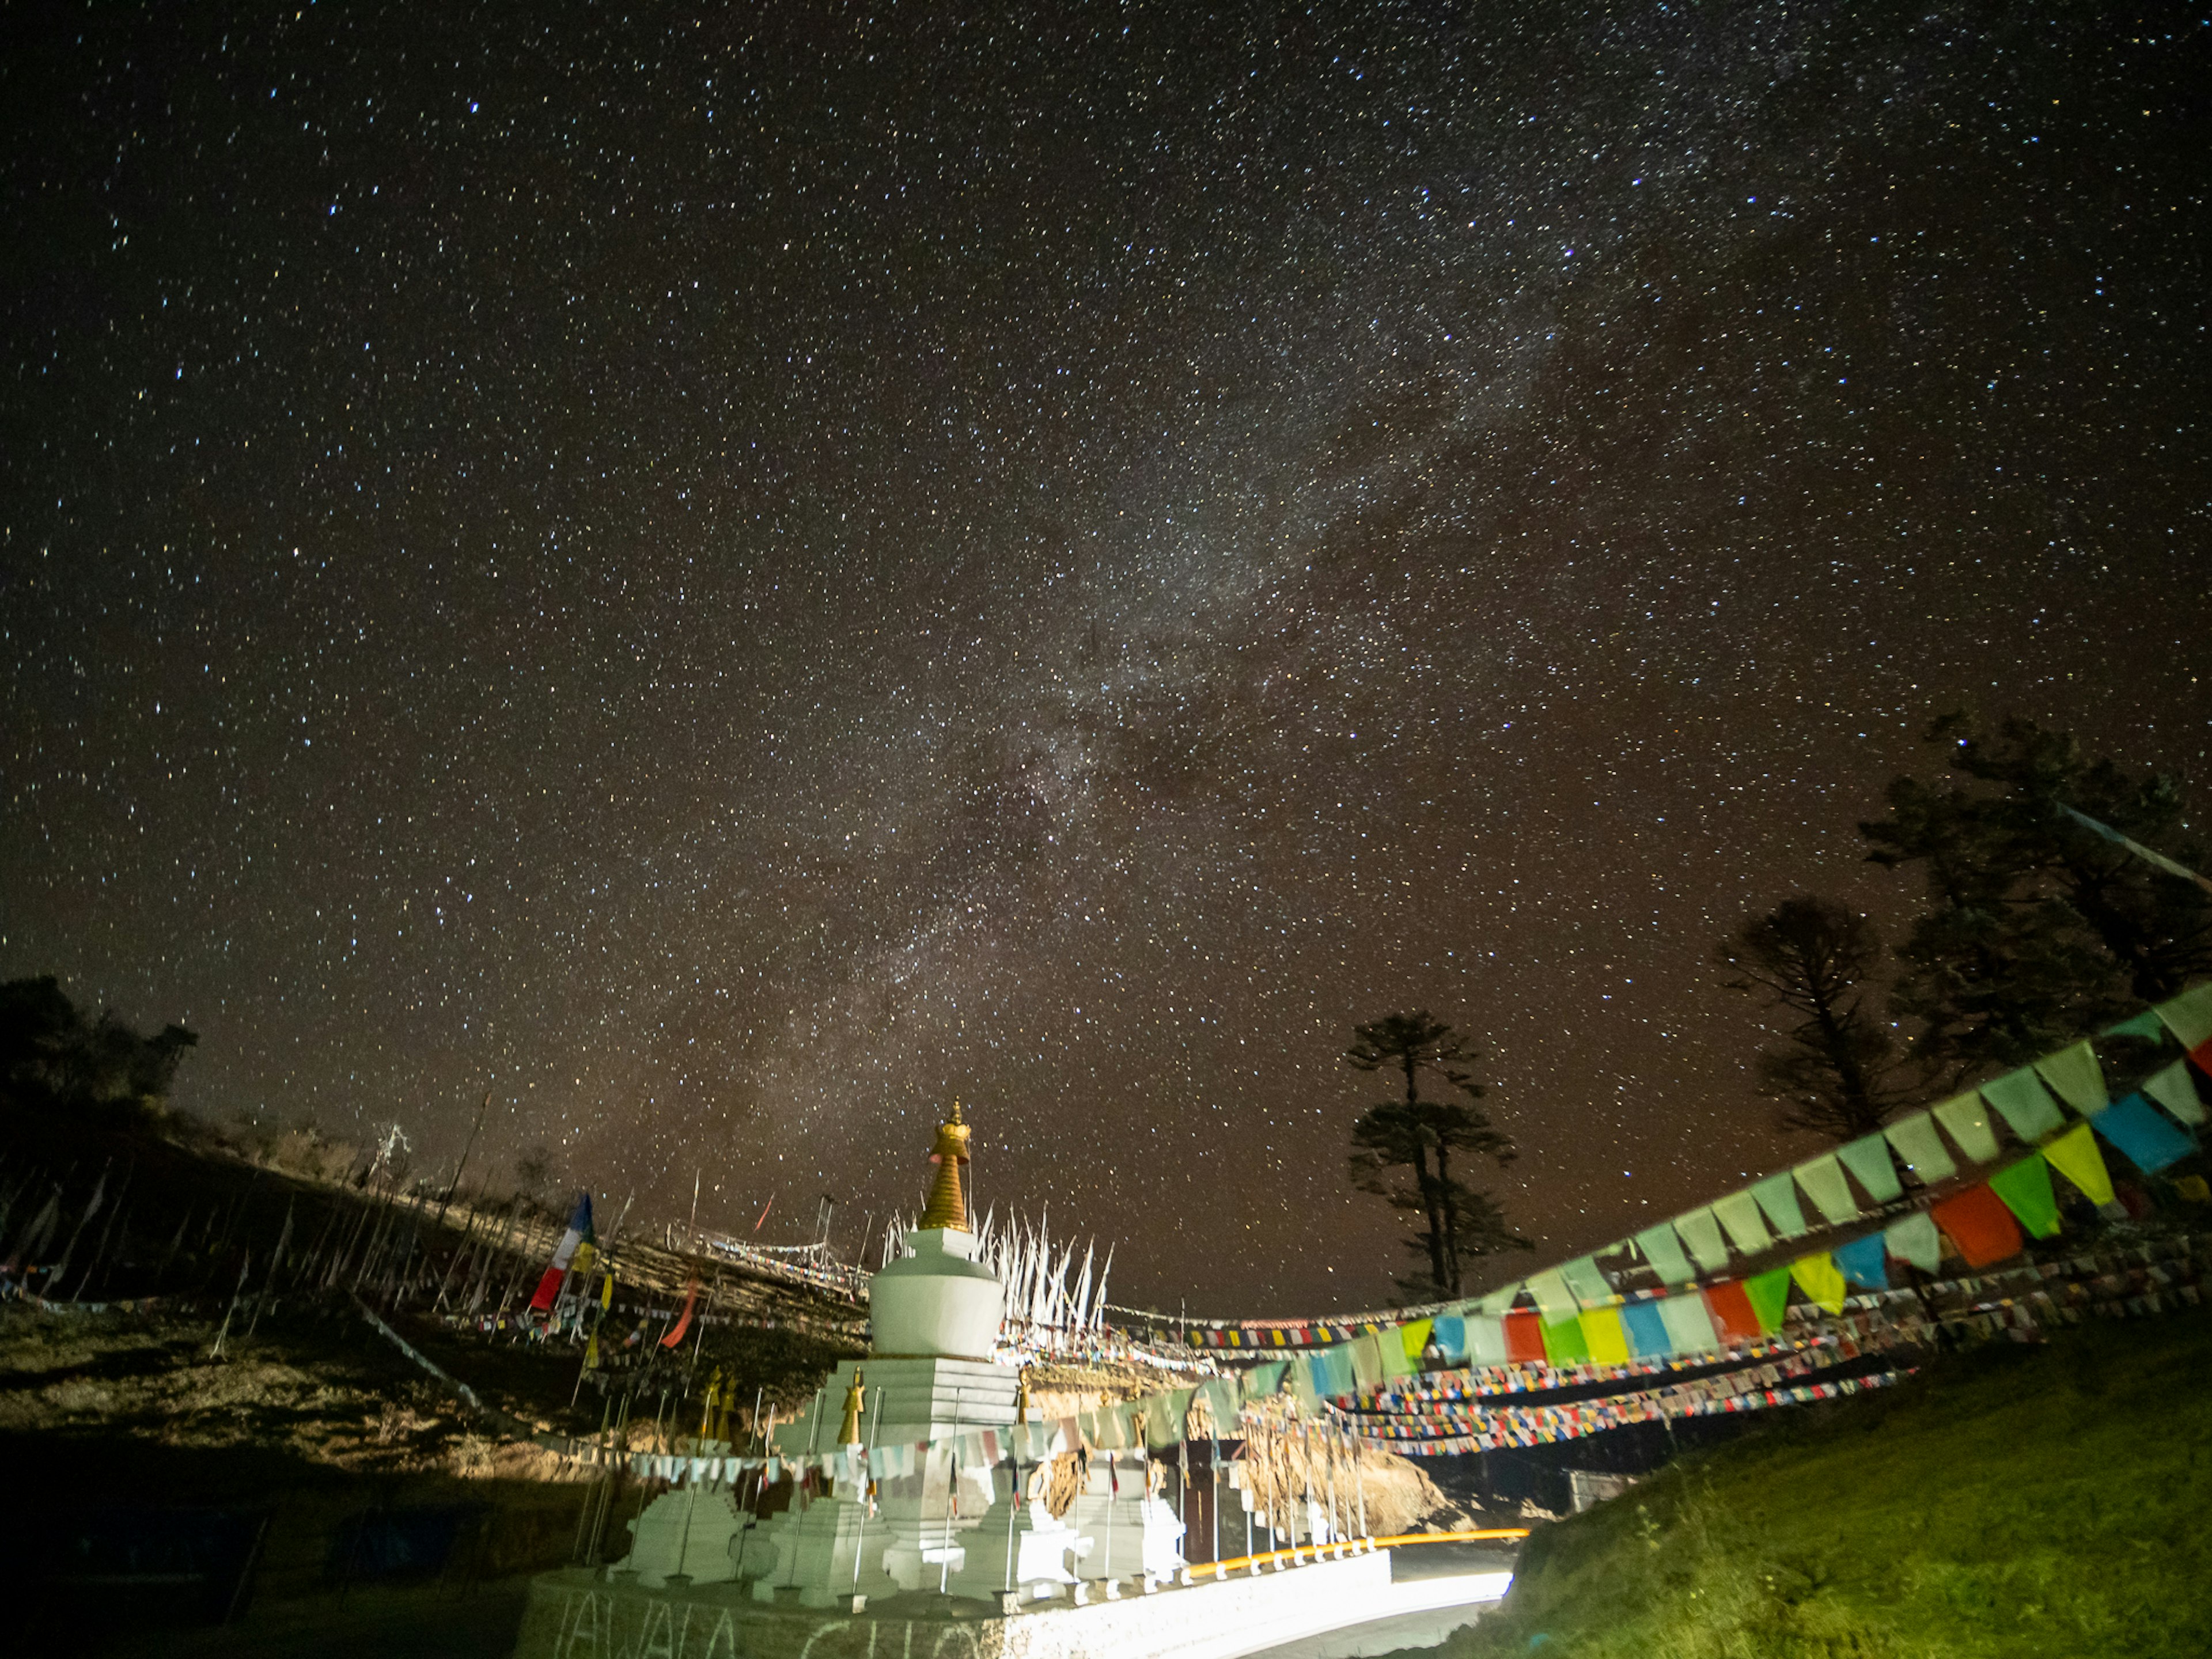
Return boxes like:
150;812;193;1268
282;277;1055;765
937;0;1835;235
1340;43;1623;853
1702;1281;1763;1346
660;1276;701;1349
1931;1184;2023;1268
1503;1309;1546;1364
2191;1036;2212;1077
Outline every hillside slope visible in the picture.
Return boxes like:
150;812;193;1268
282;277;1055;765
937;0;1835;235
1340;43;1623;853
1430;1309;2212;1659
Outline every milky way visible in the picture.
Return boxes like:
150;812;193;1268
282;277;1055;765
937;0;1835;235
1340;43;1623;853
4;4;2207;1312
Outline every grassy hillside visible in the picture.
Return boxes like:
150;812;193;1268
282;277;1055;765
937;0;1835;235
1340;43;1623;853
1434;1309;2212;1659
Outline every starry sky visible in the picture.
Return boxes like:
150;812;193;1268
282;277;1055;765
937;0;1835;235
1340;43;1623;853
4;3;2207;1315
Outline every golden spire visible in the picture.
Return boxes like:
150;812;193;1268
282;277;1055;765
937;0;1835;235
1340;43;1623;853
919;1099;972;1232
1015;1368;1031;1426
838;1371;867;1447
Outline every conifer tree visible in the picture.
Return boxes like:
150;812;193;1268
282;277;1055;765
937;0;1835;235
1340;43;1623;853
1344;1010;1526;1302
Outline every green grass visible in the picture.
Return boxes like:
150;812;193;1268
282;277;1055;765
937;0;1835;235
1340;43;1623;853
1431;1312;2212;1659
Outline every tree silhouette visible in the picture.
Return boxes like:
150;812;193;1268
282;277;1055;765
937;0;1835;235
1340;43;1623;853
1718;897;1914;1141
1344;1010;1525;1302
1862;714;2211;1081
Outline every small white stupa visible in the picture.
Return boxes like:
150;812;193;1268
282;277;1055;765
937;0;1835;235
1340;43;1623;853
752;1101;1089;1608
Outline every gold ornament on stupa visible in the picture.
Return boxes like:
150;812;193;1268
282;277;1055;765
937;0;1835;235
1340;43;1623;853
919;1100;973;1232
838;1371;867;1447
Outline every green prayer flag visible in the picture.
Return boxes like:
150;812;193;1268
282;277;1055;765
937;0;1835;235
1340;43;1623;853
1750;1172;1809;1239
1790;1252;1847;1315
1349;1333;1384;1391
1288;1354;1320;1413
1791;1153;1861;1225
1710;1190;1774;1256
1883;1111;1958;1184
1475;1284;1522;1317
1525;1267;1578;1322
2042;1122;2115;1206
1466;1315;1509;1366
1539;1313;1591;1366
1838;1132;1904;1203
1245;1361;1287;1396
1744;1267;1793;1334
1987;1154;2062;1238
2154;983;2212;1051
1982;1067;2066;1143
2143;1059;2207;1127
1931;1092;2002;1163
2033;1040;2109;1113
1559;1254;1614;1308
1145;1388;1194;1448
2101;1010;2166;1040
1884;1210;1942;1274
1672;1207;1731;1272
1656;1291;1720;1357
1634;1222;1697;1285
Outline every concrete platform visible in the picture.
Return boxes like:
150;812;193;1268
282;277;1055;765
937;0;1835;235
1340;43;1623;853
511;1546;1511;1659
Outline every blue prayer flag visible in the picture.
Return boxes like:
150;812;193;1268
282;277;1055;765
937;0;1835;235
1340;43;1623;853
1833;1232;1889;1291
1619;1299;1672;1359
2090;1093;2198;1174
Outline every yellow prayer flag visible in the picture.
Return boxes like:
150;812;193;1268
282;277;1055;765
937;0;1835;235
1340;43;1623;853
1790;1252;1848;1315
1580;1305;1631;1366
2042;1122;2115;1207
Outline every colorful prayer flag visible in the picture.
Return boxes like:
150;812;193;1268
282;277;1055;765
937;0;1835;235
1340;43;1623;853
1711;1191;1773;1256
1620;1298;1672;1359
529;1192;596;1312
1988;1154;2062;1237
2033;1040;2109;1113
1702;1281;1763;1345
1744;1267;1793;1334
1656;1290;1720;1357
1580;1305;1631;1365
1883;1210;1942;1274
1883;1111;1957;1185
1933;1183;2024;1268
1791;1153;1861;1225
1789;1252;1847;1315
1749;1172;1809;1240
2142;1059;2206;1127
1982;1067;2066;1143
2154;983;2212;1051
1832;1233;1888;1291
1672;1207;1731;1273
1837;1133;1904;1204
660;1275;700;1348
1633;1222;1697;1286
2086;1099;2192;1177
1931;1092;2002;1163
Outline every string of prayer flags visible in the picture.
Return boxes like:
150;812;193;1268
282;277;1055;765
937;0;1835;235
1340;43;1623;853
1657;1289;1720;1356
1884;1111;1958;1185
2090;1095;2198;1174
1703;1281;1763;1346
2143;1060;2206;1127
1934;1183;2023;1268
1884;1210;1942;1274
1581;1305;1631;1365
1837;1133;1905;1205
2034;1040;2109;1113
1620;1298;1671;1359
1711;1190;1774;1256
1793;1153;1861;1226
2153;983;2212;1051
1673;1208;1732;1273
1983;1066;2067;1143
1932;1092;2002;1163
1833;1233;1889;1291
1634;1221;1698;1286
1559;1255;1614;1308
1540;1313;1592;1366
1750;1172;1810;1240
1744;1267;1793;1335
1790;1252;1847;1315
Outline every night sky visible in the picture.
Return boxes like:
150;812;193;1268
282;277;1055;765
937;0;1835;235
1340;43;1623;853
4;3;2207;1315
